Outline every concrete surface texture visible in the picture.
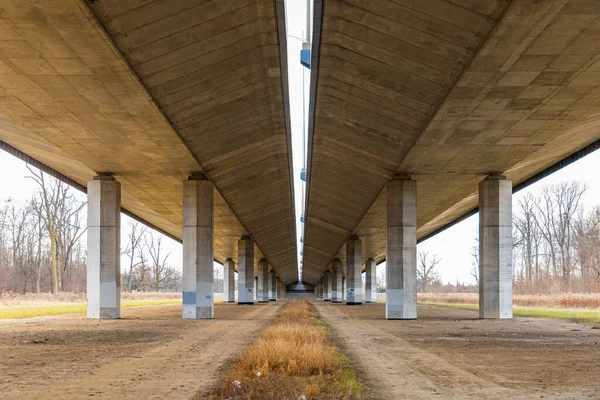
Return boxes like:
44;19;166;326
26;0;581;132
301;0;600;287
182;176;214;319
316;302;600;399
0;303;282;399
257;259;269;303
479;175;513;319
386;177;417;320
0;0;298;284
365;258;377;303
346;236;363;305
223;258;235;303
86;175;121;319
331;258;343;303
237;236;254;304
323;269;331;302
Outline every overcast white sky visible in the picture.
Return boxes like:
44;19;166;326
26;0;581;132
1;0;600;286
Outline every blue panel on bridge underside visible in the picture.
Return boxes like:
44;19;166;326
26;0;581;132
300;49;310;68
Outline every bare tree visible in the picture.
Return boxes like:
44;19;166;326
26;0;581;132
417;251;441;292
146;232;175;292
122;220;147;292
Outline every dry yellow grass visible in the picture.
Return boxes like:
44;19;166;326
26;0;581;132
417;293;600;309
209;300;363;399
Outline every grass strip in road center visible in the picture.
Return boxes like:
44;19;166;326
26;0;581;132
209;300;363;399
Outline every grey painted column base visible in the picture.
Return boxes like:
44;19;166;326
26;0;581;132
238;302;254;305
269;299;277;301
365;301;376;304
324;299;332;302
346;302;362;305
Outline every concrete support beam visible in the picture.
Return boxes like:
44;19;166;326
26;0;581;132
268;268;277;301
182;175;214;319
238;236;254;304
331;258;343;303
223;258;235;303
87;175;120;319
386;175;417;320
365;258;377;303
323;269;331;301
346;235;362;305
257;259;269;302
479;175;513;319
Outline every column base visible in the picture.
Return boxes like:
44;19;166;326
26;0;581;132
332;300;343;303
324;299;332;302
346;302;363;305
224;300;235;303
269;299;277;301
365;301;377;303
258;300;269;303
387;317;417;320
237;302;254;305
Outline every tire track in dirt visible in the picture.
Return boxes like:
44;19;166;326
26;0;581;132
7;302;282;400
315;303;520;400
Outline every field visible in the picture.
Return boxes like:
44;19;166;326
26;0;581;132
417;292;600;309
0;292;183;319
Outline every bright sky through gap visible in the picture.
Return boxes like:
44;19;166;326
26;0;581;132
2;1;600;286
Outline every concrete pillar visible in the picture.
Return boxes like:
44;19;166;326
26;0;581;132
323;269;331;301
346;236;363;305
87;175;120;319
331;259;343;303
342;277;346;301
386;175;417;319
257;259;269;302
182;174;214;319
238;236;254;304
254;277;258;301
365;258;377;303
316;278;323;300
223;258;235;303
479;175;513;319
269;269;277;301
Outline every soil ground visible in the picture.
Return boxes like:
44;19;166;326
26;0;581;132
0;302;282;399
315;302;600;400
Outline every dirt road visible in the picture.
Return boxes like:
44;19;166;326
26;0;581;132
315;302;600;400
0;302;282;399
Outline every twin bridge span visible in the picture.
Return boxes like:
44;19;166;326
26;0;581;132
1;0;600;319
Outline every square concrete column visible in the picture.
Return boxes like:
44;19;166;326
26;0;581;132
269;269;277;301
182;174;214;319
342;277;346;301
87;175;120;319
323;269;331;301
316;278;323;300
223;258;235;303
238;236;254;304
387;175;417;320
257;259;269;302
365;258;377;303
331;259;343;303
479;175;513;319
346;235;363;305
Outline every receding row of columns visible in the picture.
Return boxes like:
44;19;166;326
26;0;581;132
86;174;279;320
316;174;513;320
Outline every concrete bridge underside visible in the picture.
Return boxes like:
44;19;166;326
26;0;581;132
0;0;297;283
303;0;600;284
